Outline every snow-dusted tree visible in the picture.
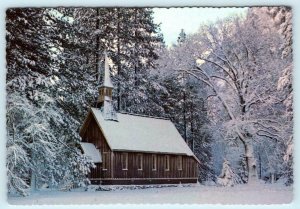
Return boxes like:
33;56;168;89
177;29;187;45
6;94;31;196
174;8;292;184
6;8;55;194
217;159;242;186
7;92;94;194
267;7;293;185
97;8;163;113
6;8;95;195
46;8;99;121
247;7;293;185
6;7;165;195
153;33;215;182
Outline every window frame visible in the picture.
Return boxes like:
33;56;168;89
102;152;108;171
165;155;170;171
121;153;128;170
177;155;183;171
137;154;143;170
152;154;157;171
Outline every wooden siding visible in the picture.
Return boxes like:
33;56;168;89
80;112;199;182
113;152;198;179
81;113;112;179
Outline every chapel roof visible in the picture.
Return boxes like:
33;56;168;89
80;108;199;163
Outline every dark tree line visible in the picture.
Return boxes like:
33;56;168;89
6;7;213;195
6;8;162;195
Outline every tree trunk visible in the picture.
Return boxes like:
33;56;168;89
271;173;275;184
244;140;258;184
117;9;121;111
193;69;259;184
30;148;37;191
183;91;187;142
258;153;262;179
95;8;100;82
190;103;195;152
134;9;138;87
30;171;36;191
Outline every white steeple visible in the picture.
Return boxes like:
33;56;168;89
96;51;118;121
102;51;114;88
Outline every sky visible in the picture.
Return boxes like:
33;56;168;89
152;7;248;46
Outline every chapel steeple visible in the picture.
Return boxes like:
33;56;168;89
96;51;118;121
97;51;114;107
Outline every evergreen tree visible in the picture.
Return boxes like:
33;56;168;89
96;8;163;113
153;33;215;182
6;8;94;196
6;7;164;195
177;29;187;45
217;159;242;187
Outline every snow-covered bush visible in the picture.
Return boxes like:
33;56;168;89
217;160;242;187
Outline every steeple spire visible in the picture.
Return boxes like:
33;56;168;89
97;51;114;106
96;51;118;121
103;51;113;88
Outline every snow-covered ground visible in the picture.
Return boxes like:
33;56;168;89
8;183;292;205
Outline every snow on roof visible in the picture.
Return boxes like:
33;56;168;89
102;52;113;88
90;108;195;156
80;142;102;163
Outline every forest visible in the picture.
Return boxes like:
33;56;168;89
6;7;293;196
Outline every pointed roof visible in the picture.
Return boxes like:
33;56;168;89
80;108;200;163
102;51;114;88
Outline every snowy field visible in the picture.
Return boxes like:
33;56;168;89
8;183;293;205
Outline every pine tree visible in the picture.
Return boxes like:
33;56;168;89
217;159;242;186
177;29;187;45
96;8;163;113
6;8;95;195
153;34;215;182
6;7;164;195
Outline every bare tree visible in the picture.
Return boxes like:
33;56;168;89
179;14;289;183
